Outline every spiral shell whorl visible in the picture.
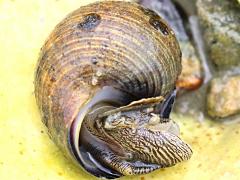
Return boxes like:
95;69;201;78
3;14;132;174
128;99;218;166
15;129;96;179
34;1;182;171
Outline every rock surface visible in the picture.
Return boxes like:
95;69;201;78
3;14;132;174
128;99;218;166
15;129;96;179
197;0;240;118
207;75;240;118
197;0;240;69
176;41;203;90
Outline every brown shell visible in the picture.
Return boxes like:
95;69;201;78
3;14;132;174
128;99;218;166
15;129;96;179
34;0;182;176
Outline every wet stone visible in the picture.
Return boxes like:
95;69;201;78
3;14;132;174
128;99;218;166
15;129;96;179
197;0;240;69
177;41;203;90
207;75;240;118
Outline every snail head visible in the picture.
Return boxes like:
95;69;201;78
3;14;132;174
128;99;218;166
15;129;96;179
81;89;192;176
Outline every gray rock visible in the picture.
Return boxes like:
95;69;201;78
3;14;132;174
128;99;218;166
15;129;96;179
197;0;240;69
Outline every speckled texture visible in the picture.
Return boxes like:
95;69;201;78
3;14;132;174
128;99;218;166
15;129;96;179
207;76;240;118
1;0;240;180
197;0;240;69
197;0;240;118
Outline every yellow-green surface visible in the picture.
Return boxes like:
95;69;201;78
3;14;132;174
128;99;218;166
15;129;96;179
0;0;240;180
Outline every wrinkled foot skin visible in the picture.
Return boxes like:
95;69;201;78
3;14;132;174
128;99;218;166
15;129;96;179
101;152;161;176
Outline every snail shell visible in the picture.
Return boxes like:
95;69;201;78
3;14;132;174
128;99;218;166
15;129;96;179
35;1;192;179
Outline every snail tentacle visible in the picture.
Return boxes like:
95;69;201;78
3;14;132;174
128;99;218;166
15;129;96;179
159;88;177;118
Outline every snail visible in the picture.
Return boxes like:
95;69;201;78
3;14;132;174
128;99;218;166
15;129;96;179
34;1;192;179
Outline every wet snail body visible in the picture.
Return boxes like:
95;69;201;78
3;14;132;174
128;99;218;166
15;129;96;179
35;1;192;178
